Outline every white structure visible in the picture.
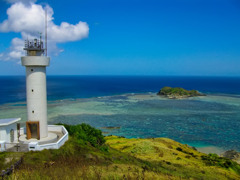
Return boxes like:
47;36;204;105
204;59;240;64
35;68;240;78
0;37;68;152
0;118;21;143
18;36;68;151
21;38;49;139
28;125;68;151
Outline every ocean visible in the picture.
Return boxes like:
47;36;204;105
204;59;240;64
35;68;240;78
0;76;240;153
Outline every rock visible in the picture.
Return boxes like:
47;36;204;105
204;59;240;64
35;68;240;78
221;150;240;160
186;144;198;151
101;126;121;130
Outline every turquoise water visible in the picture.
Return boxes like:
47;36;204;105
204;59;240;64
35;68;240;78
1;76;240;153
1;92;239;152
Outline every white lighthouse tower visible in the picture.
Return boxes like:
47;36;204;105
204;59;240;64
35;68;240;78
21;36;50;140
18;34;69;151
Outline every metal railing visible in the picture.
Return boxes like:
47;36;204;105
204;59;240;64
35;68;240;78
0;157;23;179
24;39;43;50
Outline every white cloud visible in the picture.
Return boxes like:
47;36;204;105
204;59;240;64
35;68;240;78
48;21;89;43
0;1;89;61
0;38;25;62
5;0;37;5
0;2;48;33
8;38;25;59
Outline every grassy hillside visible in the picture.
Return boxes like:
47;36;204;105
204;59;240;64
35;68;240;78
2;124;240;180
106;136;240;179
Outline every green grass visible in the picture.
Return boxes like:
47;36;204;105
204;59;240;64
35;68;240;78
201;153;240;174
0;152;23;171
0;124;239;180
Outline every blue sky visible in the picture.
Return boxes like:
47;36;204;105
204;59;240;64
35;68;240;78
0;0;240;76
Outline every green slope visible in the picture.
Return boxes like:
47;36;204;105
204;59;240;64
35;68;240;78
1;124;239;180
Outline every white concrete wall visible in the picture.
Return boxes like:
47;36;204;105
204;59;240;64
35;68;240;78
0;123;18;143
0;141;6;152
29;125;69;151
0;127;5;141
20;127;25;135
21;56;50;139
5;123;18;143
26;66;48;138
21;56;50;66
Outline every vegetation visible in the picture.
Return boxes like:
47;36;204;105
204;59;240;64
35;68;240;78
0;124;239;179
57;123;106;148
106;136;240;180
157;86;204;99
0;152;23;171
201;153;240;173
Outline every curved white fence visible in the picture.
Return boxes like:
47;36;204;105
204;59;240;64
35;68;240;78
29;125;69;151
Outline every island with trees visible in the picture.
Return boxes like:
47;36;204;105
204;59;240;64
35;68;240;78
157;86;205;99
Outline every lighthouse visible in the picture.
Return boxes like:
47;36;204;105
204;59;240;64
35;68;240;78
21;36;50;140
17;34;69;151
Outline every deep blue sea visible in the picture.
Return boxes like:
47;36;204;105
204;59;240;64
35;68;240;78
0;76;240;104
0;76;240;153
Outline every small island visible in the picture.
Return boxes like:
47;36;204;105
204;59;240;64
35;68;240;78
157;86;205;99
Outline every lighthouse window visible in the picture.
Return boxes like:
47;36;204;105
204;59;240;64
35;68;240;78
31;69;33;72
32;110;34;114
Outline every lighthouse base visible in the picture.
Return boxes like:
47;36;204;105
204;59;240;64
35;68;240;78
20;125;68;151
19;132;58;144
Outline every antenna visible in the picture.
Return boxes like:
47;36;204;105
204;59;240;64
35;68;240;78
45;8;47;56
39;32;42;49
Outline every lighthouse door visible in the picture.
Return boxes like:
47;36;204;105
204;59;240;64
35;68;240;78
26;121;40;140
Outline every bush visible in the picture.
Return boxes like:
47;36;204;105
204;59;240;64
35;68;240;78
176;147;183;152
57;123;106;148
0;152;6;170
201;153;240;174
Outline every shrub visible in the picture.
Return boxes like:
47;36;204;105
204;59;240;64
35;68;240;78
57;123;106;148
176;157;181;160
176;147;183;152
0;152;6;170
201;153;240;174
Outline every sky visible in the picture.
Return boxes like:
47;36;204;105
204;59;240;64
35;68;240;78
0;0;240;76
